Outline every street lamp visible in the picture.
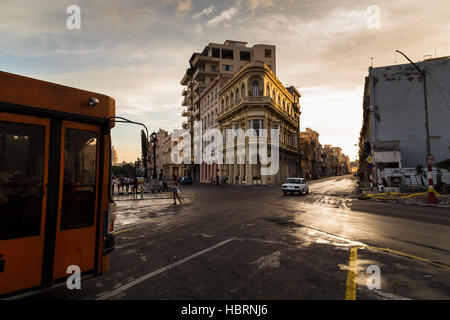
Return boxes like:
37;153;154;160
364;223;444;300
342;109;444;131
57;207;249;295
396;50;437;204
151;131;157;180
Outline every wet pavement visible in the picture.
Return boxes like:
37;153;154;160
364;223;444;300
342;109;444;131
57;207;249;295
31;175;450;300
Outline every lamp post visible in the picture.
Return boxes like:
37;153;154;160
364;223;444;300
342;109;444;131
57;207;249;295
151;131;157;180
395;50;437;204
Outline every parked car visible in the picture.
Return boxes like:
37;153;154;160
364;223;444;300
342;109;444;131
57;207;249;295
282;178;309;195
180;176;193;185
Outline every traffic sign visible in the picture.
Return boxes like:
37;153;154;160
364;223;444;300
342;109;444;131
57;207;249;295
426;154;435;166
366;156;374;163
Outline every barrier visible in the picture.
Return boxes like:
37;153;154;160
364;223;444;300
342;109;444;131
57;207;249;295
362;189;443;200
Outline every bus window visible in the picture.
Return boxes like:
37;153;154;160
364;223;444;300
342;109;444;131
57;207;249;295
61;128;97;230
0;121;45;240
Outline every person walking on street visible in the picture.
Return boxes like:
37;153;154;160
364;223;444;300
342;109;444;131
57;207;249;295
172;175;182;205
125;177;130;194
132;176;138;197
119;176;125;194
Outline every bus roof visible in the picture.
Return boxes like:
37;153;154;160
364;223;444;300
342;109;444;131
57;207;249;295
0;71;115;123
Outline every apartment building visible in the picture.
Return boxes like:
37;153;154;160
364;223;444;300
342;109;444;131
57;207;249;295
180;40;276;181
299;128;322;179
199;74;231;183
217;61;300;185
359;56;450;184
300;131;351;179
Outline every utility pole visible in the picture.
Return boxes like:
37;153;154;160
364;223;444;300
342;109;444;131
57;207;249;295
396;50;437;204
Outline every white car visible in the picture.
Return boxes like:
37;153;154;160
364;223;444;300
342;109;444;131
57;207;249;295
282;178;309;195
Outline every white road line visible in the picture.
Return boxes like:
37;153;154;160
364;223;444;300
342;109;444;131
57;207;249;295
96;238;234;300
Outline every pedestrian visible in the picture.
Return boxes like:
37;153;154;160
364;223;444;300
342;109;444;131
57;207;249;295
172;176;182;205
125;177;130;194
216;169;220;186
119;176;125;194
112;177;116;195
132;176;138;196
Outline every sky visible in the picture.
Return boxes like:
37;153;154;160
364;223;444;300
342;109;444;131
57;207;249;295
1;0;450;162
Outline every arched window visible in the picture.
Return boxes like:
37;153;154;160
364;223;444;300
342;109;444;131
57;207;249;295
278;94;281;105
241;83;245;97
236;88;240;100
231;92;234;104
221;99;224;112
252;80;259;96
272;89;275;99
266;84;270;96
226;96;229;108
283;100;286;110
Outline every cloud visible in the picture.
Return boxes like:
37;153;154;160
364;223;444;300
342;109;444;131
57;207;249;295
176;0;192;16
207;7;238;27
248;0;274;11
193;6;215;19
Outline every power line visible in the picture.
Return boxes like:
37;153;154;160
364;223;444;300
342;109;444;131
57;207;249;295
426;73;450;113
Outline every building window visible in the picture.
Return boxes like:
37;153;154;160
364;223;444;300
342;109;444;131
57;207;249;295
212;48;220;58
272;89;275;98
266;84;270;96
222;64;233;72
226;96;229;108
240;51;251;61
251;119;264;136
252;81;260;96
221;99;224;112
221;49;234;59
265;49;272;58
230;92;234;104
241;83;245;97
236;88;240;100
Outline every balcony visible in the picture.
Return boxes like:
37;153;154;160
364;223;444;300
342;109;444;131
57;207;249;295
192;54;220;67
193;67;219;81
181;96;188;106
193;107;200;119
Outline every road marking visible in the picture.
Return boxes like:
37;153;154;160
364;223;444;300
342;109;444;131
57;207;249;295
95;238;234;300
367;246;450;270
345;247;360;300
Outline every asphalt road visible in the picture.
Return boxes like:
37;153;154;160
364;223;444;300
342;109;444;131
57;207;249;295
31;175;450;300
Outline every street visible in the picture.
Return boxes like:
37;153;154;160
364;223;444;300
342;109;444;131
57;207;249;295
32;175;450;300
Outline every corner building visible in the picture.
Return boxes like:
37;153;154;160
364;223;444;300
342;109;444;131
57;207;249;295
217;61;300;185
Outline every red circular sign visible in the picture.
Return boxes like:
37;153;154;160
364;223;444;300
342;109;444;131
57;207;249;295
426;154;435;165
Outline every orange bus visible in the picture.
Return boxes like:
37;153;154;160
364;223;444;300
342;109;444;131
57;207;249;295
0;71;116;297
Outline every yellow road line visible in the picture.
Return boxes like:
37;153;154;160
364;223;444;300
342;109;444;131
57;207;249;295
345;247;360;300
367;246;450;270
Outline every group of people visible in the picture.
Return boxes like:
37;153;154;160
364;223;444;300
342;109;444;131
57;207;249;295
112;176;139;195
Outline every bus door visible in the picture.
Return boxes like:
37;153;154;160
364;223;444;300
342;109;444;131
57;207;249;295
0;113;50;295
53;121;100;280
